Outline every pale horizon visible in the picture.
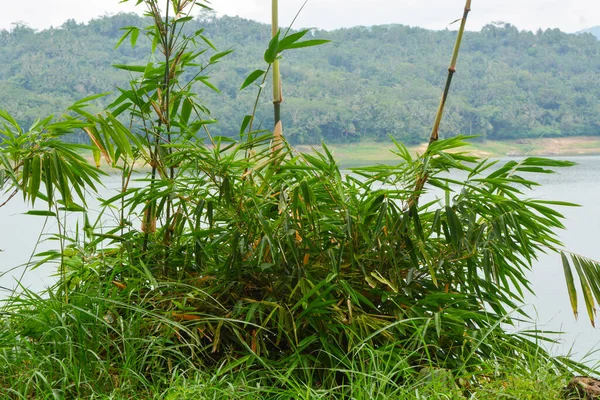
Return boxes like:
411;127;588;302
1;1;598;34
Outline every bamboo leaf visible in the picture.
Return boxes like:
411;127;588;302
573;256;596;327
278;30;309;50
112;64;146;73
197;77;220;93
264;30;280;64
21;156;30;200
130;27;140;47
282;39;330;50
240;70;266;91
111;102;133;118
114;28;132;49
72;92;111;105
209;49;233;63
29;154;42;205
105;120;132;159
199;34;217;51
83;126;111;165
151;31;159;53
42;155;53;205
0;109;21;131
92;149;101;168
561;252;578;319
176;16;194;23
181;97;193;125
25;210;57;217
240;115;252;136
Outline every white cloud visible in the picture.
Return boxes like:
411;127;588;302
1;0;598;33
2;0;140;30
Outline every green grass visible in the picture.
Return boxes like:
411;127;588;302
0;287;580;399
0;287;579;400
162;362;572;400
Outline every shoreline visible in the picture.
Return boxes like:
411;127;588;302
297;136;600;167
87;136;600;171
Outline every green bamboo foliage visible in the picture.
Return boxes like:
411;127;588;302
72;0;234;269
0;107;104;211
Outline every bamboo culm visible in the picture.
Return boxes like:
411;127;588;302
407;0;472;211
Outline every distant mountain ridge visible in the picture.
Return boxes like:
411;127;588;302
579;26;600;39
1;14;600;144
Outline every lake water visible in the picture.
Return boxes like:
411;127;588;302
1;158;600;365
517;156;600;366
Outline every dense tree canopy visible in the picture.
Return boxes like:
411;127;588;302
0;13;599;144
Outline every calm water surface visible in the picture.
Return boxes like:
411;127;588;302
1;158;600;364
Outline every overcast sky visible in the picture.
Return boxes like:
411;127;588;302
1;0;598;33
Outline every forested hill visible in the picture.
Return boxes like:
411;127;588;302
1;14;600;144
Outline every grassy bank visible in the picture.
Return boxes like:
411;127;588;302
164;366;573;400
83;136;600;171
294;136;600;168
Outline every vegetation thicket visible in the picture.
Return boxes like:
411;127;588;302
1;8;600;145
1;1;600;398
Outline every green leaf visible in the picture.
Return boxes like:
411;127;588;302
25;210;57;217
209;49;233;63
60;203;86;213
194;2;212;10
283;39;330;50
181;98;193;125
29;154;42;205
522;157;576;168
434;312;442;338
92;149;101;168
21;156;30;200
197;77;220;93
114;28;132;49
573;256;596;327
112;64;146;73
176;16;194;23
151;31;159;53
111;102;133;118
264;31;281;64
278;30;309;50
72;92;111;105
0;109;21;130
130;28;140;47
240;115;252;136
199;34;217;51
239;70;265;91
561;252;578;319
104;117;132;159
